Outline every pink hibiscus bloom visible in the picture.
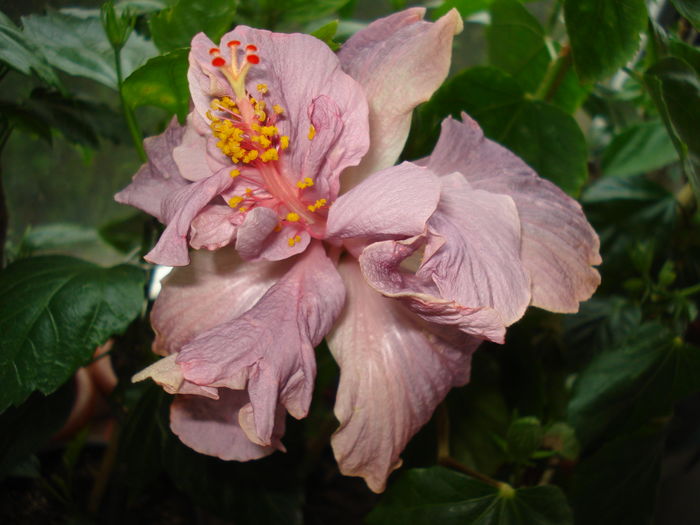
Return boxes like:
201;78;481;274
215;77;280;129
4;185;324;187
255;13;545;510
118;8;601;493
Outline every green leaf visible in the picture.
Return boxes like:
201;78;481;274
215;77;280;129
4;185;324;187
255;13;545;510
564;296;642;364
434;0;491;18
310;20;340;51
0;256;146;412
601;120;679;177
542;422;580;460
506;416;543;463
645;57;700;203
149;0;238;53
0;101;52;143
0;385;73;479
564;0;648;83
0;11;60;87
28;88;125;148
367;466;573;525
22;8;157;89
122;48;189;122
487;0;549;93
411;66;588;195
272;0;353;23
572;425;665;525
567;324;700;447
98;212;150;254
669;39;700;76
670;0;700;30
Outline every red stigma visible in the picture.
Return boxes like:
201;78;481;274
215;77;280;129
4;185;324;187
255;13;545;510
212;57;226;67
245;44;258;51
227;40;241;47
246;54;260;64
208;47;220;55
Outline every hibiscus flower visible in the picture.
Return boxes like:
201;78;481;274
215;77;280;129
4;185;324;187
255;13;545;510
117;8;600;493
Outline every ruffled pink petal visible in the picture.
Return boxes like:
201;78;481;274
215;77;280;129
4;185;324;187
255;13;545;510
328;258;480;493
151;247;292;356
423;115;601;312
172;112;228;182
189;204;241;251
170;390;286;461
114;118;189;221
338;8;462;189
145;169;234;266
234;207;310;261
359;234;507;343
176;242;345;445
359;173;531;341
189;28;369;200
325;162;440;240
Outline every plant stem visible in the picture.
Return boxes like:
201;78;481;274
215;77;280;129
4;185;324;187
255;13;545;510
114;47;146;162
533;44;573;103
88;424;120;514
435;403;503;489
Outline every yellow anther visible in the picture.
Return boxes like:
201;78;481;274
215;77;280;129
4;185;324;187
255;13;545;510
280;136;289;149
210;98;220;110
228;196;244;208
251;124;262;132
308;125;316;140
296;181;307;189
273;104;284;115
258;135;271;148
304;177;314;187
243;150;259;163
274;223;282;232
230;169;240;178
257;83;268;94
286;212;300;222
307;198;327;212
256;110;267;121
260;148;279;162
239;206;248;213
261;126;278;137
287;235;302;247
245;187;253;195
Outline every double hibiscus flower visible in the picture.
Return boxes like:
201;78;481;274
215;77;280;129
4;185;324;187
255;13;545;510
117;8;601;492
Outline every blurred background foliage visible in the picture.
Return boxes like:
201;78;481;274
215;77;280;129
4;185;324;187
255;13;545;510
0;0;699;524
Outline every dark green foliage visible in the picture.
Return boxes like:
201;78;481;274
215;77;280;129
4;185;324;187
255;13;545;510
0;256;145;412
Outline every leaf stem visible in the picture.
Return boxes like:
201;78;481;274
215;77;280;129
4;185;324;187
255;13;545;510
436;403;503;489
533;44;573;103
114;48;146;162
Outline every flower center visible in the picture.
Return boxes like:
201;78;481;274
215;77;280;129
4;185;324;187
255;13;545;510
207;42;327;244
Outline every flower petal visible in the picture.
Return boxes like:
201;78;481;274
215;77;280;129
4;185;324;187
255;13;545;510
326;161;440;240
145;169;234;266
338;8;462;189
328;258;480;493
359;173;531;341
423;115;601;312
114;118;188;221
176;242;345;445
170;390;286;461
189;204;241;251
172;112;228;182
151;246;291;356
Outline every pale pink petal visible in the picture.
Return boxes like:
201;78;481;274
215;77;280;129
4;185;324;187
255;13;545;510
170;390;286;461
189;204;241;251
151;247;292;356
328;258;481;493
114;118;188;221
189;28;369;199
359;234;507;343
234;207;311;261
423;115;601;312
172;113;228;182
338;8;462;189
145;169;234;266
359;173;531;340
132;354;219;399
325;162;440;240
176;242;345;445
